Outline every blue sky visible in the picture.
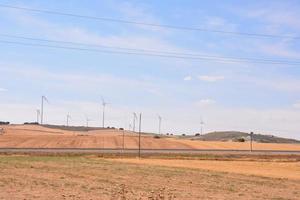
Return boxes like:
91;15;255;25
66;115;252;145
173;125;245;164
0;0;300;139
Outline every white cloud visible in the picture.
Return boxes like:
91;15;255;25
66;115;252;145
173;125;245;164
293;102;300;109
0;88;7;92
242;76;300;92
115;1;166;32
5;9;203;59
198;75;225;82
183;76;192;81
258;41;300;59
0;63;165;97
195;99;216;107
204;16;237;32
244;7;300;31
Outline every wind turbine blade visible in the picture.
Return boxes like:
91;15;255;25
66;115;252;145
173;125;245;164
43;96;49;104
100;95;105;104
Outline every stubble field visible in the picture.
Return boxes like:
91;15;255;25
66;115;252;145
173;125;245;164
1;125;300;151
0;155;299;199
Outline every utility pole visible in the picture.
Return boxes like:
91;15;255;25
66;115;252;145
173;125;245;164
36;109;40;124
122;128;125;151
250;132;253;152
138;113;142;158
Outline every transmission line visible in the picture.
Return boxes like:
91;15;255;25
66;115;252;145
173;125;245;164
1;39;299;65
0;4;299;40
0;34;300;65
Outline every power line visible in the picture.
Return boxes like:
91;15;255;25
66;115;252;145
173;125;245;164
1;33;299;64
1;39;300;65
0;4;299;40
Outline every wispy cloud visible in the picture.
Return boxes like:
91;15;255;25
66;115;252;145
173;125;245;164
195;99;216;107
204;16;237;32
197;75;225;82
114;1;166;33
293;102;300;109
243;76;300;92
183;76;192;81
0;88;7;92
258;41;300;59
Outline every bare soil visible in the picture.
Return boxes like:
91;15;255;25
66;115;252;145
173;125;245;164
0;155;299;199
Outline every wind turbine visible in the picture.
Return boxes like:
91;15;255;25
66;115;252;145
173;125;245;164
36;109;40;124
101;96;108;128
85;115;92;127
132;112;138;132
40;95;49;124
157;114;162;135
66;113;71;126
200;118;205;135
129;123;132;131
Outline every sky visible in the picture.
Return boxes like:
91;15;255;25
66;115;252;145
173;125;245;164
0;0;300;139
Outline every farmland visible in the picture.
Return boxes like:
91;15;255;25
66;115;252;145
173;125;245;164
0;125;300;199
0;155;299;199
1;125;300;151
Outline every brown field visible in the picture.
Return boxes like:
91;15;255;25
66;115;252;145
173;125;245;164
113;158;300;180
0;154;299;199
1;125;300;151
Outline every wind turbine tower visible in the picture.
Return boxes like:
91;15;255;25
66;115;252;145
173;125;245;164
36;109;40;124
132;112;138;132
158;115;162;135
85;115;91;127
66;113;71;126
101;96;108;128
40;95;49;124
200;119;205;135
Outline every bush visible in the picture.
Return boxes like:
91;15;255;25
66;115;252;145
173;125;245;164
236;138;245;142
0;121;9;125
153;135;161;139
182;134;186;136
24;122;39;125
195;133;200;136
119;128;124;130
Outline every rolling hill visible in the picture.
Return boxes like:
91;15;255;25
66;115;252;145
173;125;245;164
192;131;300;143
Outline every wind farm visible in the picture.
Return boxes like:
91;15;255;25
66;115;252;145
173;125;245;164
1;1;300;199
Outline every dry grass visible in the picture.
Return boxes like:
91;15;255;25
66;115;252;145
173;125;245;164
111;158;300;180
0;154;299;199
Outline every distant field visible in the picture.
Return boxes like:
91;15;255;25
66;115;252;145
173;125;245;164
0;125;300;150
0;154;299;199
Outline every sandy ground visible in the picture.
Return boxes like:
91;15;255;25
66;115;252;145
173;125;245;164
0;155;299;200
1;125;300;150
112;158;300;180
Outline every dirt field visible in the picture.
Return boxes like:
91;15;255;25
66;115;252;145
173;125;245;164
1;125;300;151
0;155;299;200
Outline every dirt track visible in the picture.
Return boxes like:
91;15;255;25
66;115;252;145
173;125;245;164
1;125;300;151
